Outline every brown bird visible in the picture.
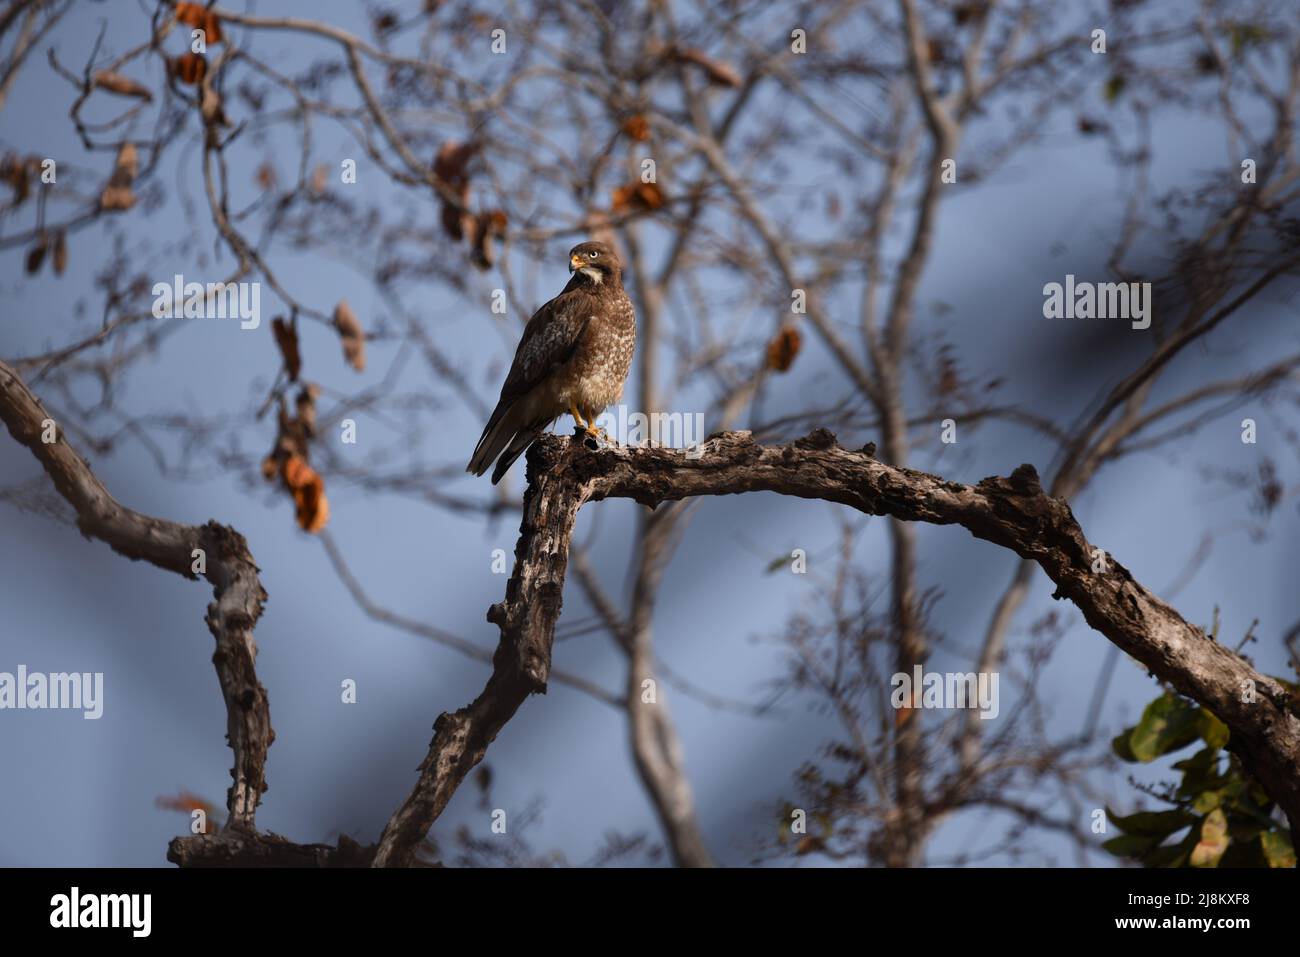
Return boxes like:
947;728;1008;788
467;241;636;484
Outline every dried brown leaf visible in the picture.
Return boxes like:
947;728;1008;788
296;384;320;437
99;142;137;211
1;154;31;204
52;230;67;275
621;115;651;141
766;325;802;372
611;180;665;213
283;455;329;533
333;300;366;372
433;141;476;240
173;51;207;86
468;209;507;270
271;317;301;381
25;237;47;275
203;10;224;45
92;70;153;101
174;3;205;28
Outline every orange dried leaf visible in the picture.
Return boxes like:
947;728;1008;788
173;51;207;86
611;181;664;214
271;317;301;381
203;10;224;45
155;790;219;833
294;480;329;533
621;115;651;141
765;325;802;372
333;300;366;372
282;457;330;533
174;3;206;28
282;453;315;490
155;791;217;815
640;182;665;209
92;70;153;101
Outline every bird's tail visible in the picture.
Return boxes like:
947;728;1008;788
467;399;545;484
489;424;544;485
467;400;518;477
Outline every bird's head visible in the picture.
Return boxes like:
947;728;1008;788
568;241;620;285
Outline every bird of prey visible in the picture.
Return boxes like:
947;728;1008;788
467;241;636;484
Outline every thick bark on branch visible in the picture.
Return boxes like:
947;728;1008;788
371;450;585;866
0;360;272;833
168;832;376;868
372;427;1300;864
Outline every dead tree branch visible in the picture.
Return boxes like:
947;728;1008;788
369;428;1300;865
0;359;272;835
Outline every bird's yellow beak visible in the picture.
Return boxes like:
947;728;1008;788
569;254;583;273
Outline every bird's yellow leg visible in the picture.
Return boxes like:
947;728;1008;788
569;403;593;435
584;406;610;441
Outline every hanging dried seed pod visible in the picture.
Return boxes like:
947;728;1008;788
52;230;68;275
92;70;153;101
25;235;49;275
99;142;138;211
333;300;366;372
172;51;207;86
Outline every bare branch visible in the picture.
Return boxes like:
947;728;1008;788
366;428;1300;865
0;359;272;832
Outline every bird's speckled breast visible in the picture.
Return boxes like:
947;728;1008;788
553;289;636;410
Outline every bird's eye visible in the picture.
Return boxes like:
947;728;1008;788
588;250;598;258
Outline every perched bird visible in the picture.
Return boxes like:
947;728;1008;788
467;241;636;484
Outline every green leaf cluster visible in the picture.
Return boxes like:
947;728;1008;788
1105;691;1294;868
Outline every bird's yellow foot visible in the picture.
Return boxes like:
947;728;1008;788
569;404;591;433
570;404;602;446
583;409;611;444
